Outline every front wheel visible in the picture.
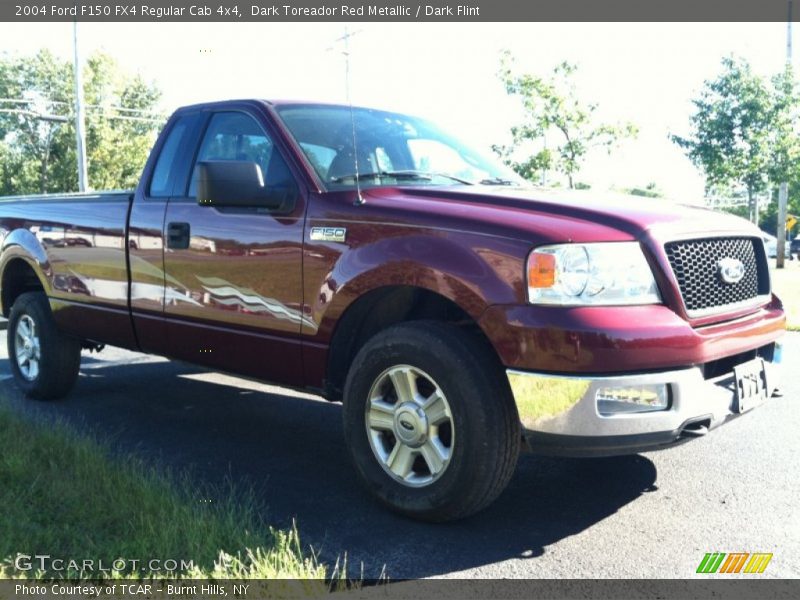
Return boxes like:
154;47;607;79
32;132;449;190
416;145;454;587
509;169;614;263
7;292;81;400
343;321;520;522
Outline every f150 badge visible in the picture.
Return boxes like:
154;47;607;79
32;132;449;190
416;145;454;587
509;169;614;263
717;257;745;284
310;227;347;243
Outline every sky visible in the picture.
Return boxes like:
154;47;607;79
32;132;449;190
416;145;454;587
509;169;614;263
0;21;794;200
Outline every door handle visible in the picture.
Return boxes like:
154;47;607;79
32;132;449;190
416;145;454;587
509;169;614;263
167;222;190;250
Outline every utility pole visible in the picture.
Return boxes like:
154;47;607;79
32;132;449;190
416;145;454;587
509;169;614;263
73;18;89;192
329;26;364;204
777;1;792;268
329;26;362;104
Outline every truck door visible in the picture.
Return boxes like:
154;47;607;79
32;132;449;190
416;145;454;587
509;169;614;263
161;109;306;386
129;112;205;356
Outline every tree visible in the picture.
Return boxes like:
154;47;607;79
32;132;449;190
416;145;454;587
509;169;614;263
495;51;637;188
0;50;72;194
769;65;800;187
672;57;774;224
624;182;664;198
0;50;163;195
769;64;800;255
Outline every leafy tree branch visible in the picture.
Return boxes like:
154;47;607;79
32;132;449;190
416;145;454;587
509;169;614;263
495;51;637;189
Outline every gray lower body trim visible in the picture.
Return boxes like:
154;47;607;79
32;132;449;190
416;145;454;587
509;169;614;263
507;342;782;456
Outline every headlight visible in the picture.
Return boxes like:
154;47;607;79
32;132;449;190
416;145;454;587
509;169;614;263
527;242;661;305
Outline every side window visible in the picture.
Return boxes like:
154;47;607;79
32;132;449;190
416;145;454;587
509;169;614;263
188;112;295;199
407;138;489;181
149;119;190;197
299;142;337;179
408;139;462;172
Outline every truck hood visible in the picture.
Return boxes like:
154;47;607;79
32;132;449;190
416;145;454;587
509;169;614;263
366;185;760;244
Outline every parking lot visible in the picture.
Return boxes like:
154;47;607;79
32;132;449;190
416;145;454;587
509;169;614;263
1;329;798;579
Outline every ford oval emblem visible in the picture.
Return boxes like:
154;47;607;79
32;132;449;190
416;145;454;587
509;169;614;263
718;257;745;284
399;419;415;431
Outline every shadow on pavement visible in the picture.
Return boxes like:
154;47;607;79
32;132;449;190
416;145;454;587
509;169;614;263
0;358;658;579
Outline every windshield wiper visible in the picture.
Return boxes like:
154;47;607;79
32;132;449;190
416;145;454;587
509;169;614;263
330;170;474;185
479;176;518;186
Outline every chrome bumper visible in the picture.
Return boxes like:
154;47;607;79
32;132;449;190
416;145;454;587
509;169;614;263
507;342;782;457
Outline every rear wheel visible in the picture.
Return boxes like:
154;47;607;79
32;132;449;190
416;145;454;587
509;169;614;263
7;292;81;400
343;321;520;521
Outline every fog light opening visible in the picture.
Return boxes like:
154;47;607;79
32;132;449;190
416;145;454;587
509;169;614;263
596;383;670;416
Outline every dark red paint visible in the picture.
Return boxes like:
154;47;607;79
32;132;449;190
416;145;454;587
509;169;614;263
0;99;785;396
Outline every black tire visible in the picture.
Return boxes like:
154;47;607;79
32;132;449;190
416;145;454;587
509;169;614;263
7;291;81;400
343;321;520;522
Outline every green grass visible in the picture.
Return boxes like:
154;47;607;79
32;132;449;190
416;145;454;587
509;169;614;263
508;372;590;426
771;261;800;331
0;399;331;585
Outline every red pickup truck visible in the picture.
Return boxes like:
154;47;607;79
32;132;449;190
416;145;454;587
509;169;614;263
0;100;785;521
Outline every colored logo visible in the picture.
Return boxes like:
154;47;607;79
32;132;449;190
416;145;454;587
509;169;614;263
696;552;772;574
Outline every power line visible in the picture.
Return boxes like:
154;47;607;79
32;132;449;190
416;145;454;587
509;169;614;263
0;107;164;123
0;98;164;116
98;114;164;123
0;97;167;123
0;108;68;122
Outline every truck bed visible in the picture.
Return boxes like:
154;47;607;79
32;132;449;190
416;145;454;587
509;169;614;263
0;190;136;348
0;190;133;204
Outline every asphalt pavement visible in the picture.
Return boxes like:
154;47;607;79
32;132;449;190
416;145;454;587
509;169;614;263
1;330;798;579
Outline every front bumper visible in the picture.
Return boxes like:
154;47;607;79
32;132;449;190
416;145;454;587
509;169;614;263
507;341;782;457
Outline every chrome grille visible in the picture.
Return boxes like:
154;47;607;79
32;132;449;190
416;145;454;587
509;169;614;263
664;237;768;315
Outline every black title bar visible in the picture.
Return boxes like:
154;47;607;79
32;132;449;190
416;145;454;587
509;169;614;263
2;0;800;22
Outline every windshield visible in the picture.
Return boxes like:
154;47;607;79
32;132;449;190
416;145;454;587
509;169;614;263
275;104;524;190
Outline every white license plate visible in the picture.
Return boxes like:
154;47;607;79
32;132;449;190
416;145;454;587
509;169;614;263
733;358;768;414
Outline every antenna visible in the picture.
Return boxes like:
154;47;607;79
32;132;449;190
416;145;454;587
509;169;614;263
330;26;365;206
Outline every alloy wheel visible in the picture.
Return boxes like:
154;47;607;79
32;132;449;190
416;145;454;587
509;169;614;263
365;365;455;487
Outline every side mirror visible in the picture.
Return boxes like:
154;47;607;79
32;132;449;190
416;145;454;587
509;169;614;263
196;160;294;211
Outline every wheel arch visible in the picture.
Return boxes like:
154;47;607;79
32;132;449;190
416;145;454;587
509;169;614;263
0;228;52;315
0;256;48;318
324;284;501;401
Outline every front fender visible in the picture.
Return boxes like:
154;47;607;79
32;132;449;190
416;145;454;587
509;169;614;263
305;229;527;341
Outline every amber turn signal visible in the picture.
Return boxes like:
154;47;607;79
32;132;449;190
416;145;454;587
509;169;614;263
528;252;556;288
